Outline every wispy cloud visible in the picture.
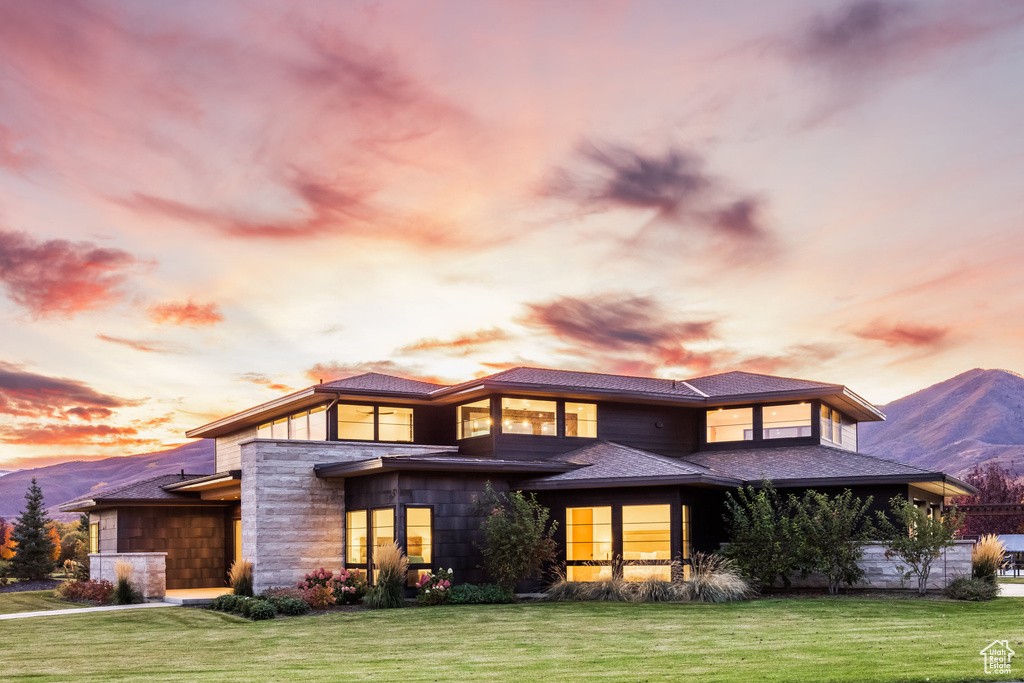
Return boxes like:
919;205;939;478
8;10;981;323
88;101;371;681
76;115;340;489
854;321;951;348
0;422;156;447
147;299;223;327
0;230;145;317
304;360;447;385
96;334;184;354
0;361;140;419
399;328;510;356
236;372;294;393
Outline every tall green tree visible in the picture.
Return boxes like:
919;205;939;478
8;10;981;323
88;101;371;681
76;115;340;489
876;496;964;595
795;489;874;595
10;478;57;580
723;480;801;592
473;482;557;593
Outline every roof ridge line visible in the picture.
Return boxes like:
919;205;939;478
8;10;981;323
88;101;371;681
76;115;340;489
678;380;708;397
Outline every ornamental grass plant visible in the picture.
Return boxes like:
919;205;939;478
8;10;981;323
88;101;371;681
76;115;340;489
112;559;142;605
685;552;752;603
972;534;1006;582
229;558;254;597
363;542;408;609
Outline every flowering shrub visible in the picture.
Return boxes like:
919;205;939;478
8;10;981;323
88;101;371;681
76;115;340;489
304;584;336;610
55;579;114;605
332;567;367;605
416;568;454;606
298;567;335;591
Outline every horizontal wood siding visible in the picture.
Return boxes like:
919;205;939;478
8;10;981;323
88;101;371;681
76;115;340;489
115;506;229;590
842;421;858;452
216;426;257;471
597;402;699;457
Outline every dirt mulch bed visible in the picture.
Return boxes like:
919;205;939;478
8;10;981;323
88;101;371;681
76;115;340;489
0;578;62;594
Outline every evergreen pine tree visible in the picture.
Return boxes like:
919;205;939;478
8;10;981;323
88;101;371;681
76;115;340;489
11;478;57;580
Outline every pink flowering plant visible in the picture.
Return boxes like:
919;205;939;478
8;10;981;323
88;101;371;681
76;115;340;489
332;567;367;605
415;567;454;606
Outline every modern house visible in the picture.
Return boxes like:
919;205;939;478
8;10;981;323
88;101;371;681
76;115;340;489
60;367;974;594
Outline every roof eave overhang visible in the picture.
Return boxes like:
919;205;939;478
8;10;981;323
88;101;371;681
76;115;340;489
59;497;232;512
162;470;241;492
314;457;582;479
521;473;743;491
751;473;974;497
186;387;322;438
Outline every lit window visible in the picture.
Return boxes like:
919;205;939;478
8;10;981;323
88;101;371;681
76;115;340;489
290;410;309;440
566;565;612;582
378;407;414;442
763;403;812;439
501;398;557;436
308;405;327;440
271;417;288;439
456;399;491;439
337;404;375;441
565;403;597;438
622;505;671;561
821;405;844;445
371;508;395;584
566;507;612;563
233;519;242;564
681;504;691;581
706;408;754;442
347;510;367;565
406;507;432;564
256;422;271;439
623;565;672;582
89;522;99;554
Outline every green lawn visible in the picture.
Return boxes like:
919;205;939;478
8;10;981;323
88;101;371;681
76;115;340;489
2;596;1023;682
997;576;1024;584
0;590;71;615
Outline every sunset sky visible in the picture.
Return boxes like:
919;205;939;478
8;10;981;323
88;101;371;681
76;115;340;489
1;0;1023;469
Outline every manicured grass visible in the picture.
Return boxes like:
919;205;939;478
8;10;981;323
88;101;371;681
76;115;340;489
0;590;71;615
997;576;1024;584
3;597;1024;682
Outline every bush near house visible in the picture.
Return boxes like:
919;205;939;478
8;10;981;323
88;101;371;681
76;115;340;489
972;534;1006;582
448;583;515;605
55;579;114;605
794;489;875;595
944;576;999;601
473;482;558;594
363;542;408;609
209;594;281;620
229;558;254;597
876;496;965;595
415;568;454;606
722;480;802;591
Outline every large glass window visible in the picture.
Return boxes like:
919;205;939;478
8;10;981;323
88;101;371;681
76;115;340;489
821;404;843;445
406;507;432;564
501;398;557;436
256;422;271;439
89;522;98;554
706;408;753;442
337;404;376;441
290;410;309;440
347;510;367;565
370;508;394;584
763;403;812;439
271;417;288;439
256;404;329;441
565;402;597;438
308;405;327;440
378;407;414;442
456;399;491;439
623;504;671;582
566;506;612;582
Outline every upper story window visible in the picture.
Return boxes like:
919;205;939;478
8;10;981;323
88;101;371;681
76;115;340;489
456;399;491;439
565;402;597;438
706;407;754;442
821;404;843;445
337;404;414;442
257;405;328;440
501;398;557;436
763;403;812;439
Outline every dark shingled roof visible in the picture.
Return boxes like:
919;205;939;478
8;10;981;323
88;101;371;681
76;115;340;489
683;371;837;397
521;441;738;489
319;372;448;395
458;367;705;398
682;444;937;483
59;473;208;509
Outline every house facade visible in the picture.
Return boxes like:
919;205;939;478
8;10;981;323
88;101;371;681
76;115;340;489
60;367;974;594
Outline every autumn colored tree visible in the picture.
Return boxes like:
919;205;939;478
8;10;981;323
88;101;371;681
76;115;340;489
10;479;57;580
46;525;62;563
0;517;15;561
952;462;1024;536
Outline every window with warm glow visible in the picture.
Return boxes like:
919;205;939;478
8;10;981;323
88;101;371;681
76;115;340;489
763;403;812;439
378;407;414;442
501;398;557;436
565;402;597;438
821;404;844;445
233;519;242;564
290;410;309;440
271;417;288;439
371;508;395;584
406;507;432;564
623;565;672;581
256;422;271;438
567;565;613;582
622;505;671;561
706;408;754;442
337;404;376;440
347;510;367;564
456;399;491;439
567;507;612;563
308;405;327;440
89;522;98;554
258;404;329;441
681;504;691;581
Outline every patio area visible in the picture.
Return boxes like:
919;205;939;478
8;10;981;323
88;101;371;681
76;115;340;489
163;587;232;606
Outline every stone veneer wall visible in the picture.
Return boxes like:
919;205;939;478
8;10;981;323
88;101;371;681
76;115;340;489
90;552;167;599
786;540;973;590
239;439;457;593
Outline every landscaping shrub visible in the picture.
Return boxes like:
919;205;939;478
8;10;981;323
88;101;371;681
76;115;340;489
332;568;367;605
112;559;143;605
795;489;875;594
0;559;10;586
228;558;253;597
303;584;336;610
542;577;589;602
55;579;114;605
209;594;244;613
449;583;516;604
722;480;802;591
268;595;310;616
415;568;453;606
876;497;964;595
945;576;998;602
685;552;751;604
972;534;1006;582
628;577;683;603
582;576;632;602
246;599;278;621
363;542;408;609
473;482;557;593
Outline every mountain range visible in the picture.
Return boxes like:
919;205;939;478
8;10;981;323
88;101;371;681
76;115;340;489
2;368;1022;520
860;368;1024;479
0;440;215;522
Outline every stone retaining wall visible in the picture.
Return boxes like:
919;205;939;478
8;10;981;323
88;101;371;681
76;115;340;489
90;552;167;599
239;439;457;593
785;540;973;590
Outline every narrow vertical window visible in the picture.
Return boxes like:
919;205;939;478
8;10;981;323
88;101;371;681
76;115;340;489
456;399;491;439
565;403;597;438
371;508;395;584
290;410;309;440
406;508;432;564
346;510;368;565
233;519;242;564
681;505;692;581
89;522;99;554
308;405;327;440
622;504;671;581
832;409;842;444
565;506;612;582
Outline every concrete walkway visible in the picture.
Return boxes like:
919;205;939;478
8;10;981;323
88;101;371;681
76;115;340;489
0;601;177;621
999;583;1024;597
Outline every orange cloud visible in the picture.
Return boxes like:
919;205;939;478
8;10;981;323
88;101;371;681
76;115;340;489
854;322;950;348
148;299;223;327
399;328;510;355
97;334;184;354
